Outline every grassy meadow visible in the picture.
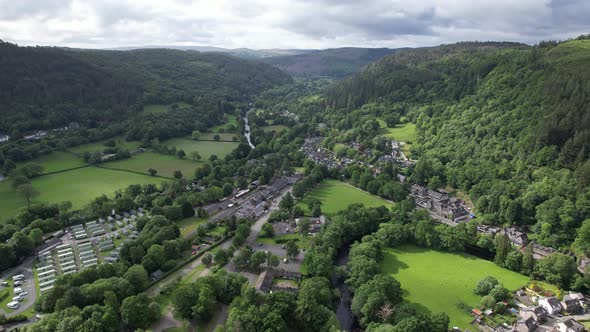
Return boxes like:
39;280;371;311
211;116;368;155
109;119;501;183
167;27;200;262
177;216;209;238
381;245;529;329
0;166;165;220
262;125;288;133
297;180;394;215
16;151;86;174
102;151;203;178
210;115;239;132
67;139;142;154
163;138;238;160
199;132;239;141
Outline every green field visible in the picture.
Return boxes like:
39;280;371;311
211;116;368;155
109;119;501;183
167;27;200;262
381;245;529;329
210;115;239;132
102;152;203;178
199;132;239;141
177;216;208;238
379;121;416;142
297;180;394;215
0;167;165;216
16;151;86;174
68;138;142;154
262;125;288;133
143;102;190;115
163;138;238;160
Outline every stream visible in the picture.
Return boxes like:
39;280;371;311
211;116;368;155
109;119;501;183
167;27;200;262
243;115;255;149
334;246;361;332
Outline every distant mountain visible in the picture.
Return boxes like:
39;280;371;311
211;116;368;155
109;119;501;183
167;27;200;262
0;42;292;134
109;45;313;58
262;47;406;78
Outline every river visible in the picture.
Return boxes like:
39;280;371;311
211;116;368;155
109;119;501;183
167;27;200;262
243;115;255;149
334;246;361;332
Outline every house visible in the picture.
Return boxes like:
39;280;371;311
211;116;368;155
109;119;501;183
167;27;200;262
555;318;585;332
539;297;562;315
562;294;584;313
565;293;588;308
515;316;537;332
519;306;547;323
505;227;528;247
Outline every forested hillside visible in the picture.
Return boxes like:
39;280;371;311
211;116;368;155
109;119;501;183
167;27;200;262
0;41;292;134
263;47;402;78
322;39;590;252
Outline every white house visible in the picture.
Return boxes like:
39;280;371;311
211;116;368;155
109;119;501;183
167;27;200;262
538;297;562;315
556;318;585;332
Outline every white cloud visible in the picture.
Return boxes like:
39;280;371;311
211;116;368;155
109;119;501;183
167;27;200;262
0;0;588;49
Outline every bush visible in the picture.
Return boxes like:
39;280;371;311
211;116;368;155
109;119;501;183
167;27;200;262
162;259;177;272
475;276;499;295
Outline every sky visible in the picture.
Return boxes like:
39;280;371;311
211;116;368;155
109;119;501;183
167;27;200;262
0;0;588;50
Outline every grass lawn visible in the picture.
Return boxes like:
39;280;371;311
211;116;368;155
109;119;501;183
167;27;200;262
381;245;530;329
378;121;416;142
210;115;238;132
0;278;14;311
262;125;288;133
68;138;142;154
297;180;394;215
257;233;311;249
102;151;203;178
0;167;166;215
199;132;239;142
208;226;227;237
143;102;190;115
177;216;208;238
163;138;238;160
16;151;86;174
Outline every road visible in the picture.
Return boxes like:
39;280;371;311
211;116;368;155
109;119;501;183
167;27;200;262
0;256;37;317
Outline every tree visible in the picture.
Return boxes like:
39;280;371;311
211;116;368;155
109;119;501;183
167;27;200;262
58;200;72;221
181;201;195;218
261;223;274;237
234;247;253;270
192;130;201;140
202;252;213;266
311;203;322;217
535;253;578;289
142;244;166;272
250;251;267;271
190;151;202;161
214;249;230;266
494;233;512;267
12;175;30;188
279;193;294;210
148;168;157;176
285;240;299;259
267;254;280;269
213;134;220;141
173;170;183;179
124;265;149;292
504;251;523;272
28;228;43;245
9;232;33;257
522;244;535;275
176;149;186;159
121;293;160;329
17;184;39;210
474;276;499;295
298;219;311;238
222;183;234;197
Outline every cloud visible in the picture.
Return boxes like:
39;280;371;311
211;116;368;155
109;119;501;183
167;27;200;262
0;0;588;49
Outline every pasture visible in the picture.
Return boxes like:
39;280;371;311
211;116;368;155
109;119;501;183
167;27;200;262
102;151;203;178
296;180;394;215
381;245;529;329
199;132;239;142
210;115;239;133
177;216;208;238
378;120;416;142
0;166;165;219
16;151;86;174
163;138;238;160
68;138;142;154
262;125;288;133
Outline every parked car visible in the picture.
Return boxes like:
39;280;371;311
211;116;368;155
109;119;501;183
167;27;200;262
14;287;23;294
14;280;23;287
20;291;28;297
12;274;25;281
1;281;8;287
12;296;22;302
7;301;20;309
